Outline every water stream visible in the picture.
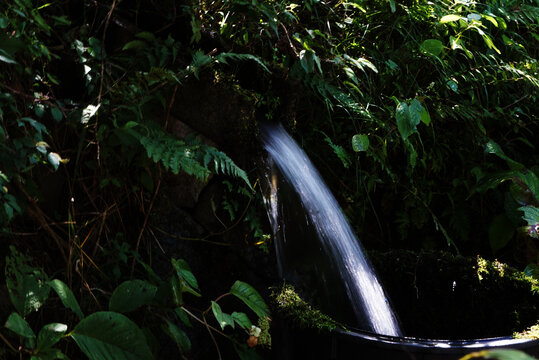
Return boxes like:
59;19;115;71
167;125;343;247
261;122;402;337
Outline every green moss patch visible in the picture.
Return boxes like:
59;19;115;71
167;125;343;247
271;284;339;332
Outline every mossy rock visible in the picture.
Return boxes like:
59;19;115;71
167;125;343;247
272;251;539;340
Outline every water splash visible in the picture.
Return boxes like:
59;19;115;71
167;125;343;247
261;123;402;337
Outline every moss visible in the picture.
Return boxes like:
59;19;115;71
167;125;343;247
514;323;539;339
271;284;340;332
257;316;272;348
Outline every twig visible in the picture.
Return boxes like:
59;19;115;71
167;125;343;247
0;332;17;354
17;183;68;262
131;166;162;277
96;0;118;162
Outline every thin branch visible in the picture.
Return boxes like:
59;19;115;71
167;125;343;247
0;332;18;354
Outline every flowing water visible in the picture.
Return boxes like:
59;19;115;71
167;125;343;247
261;122;402;337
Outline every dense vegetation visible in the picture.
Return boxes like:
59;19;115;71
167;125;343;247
0;0;537;358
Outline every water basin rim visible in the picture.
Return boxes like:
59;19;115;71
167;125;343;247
334;327;539;349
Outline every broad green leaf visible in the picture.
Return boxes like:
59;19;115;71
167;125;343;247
211;301;235;330
5;312;35;339
37;323;68;351
230;281;269;319
396;102;416;140
420;39;443;57
352;134;369;152
488;214;515;253
232;312;252;331
409;99;425;126
70;311;153;360
519;206;539;226
109;280;157;313
163;320;191;353
49;279;84;319
440;14;461;23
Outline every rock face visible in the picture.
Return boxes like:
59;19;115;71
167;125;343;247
171;73;258;168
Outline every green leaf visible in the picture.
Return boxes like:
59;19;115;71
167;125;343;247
211;301;235;330
479;349;537;360
70;311;153;360
485;140;525;170
50;107;63;122
122;40;148;51
171;258;201;297
109;280;157;313
519;206;539;226
488;214;515;253
175;308;192;327
0;49;17;64
229;281;269;319
49;279;84;320
420;39;443;57
440;14;461;23
396;102;416;140
47;152;61;171
231;312;252;331
5;312;35;339
163;320;191;353
352;134;369;152
37;323;68;351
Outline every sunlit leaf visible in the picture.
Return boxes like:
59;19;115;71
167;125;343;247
37;323;68;351
420;39;444;57
230;281;269;319
351;134;369;152
440;14;461;23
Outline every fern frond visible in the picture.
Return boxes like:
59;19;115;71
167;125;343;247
139;129;251;187
202;146;252;189
216;52;270;73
